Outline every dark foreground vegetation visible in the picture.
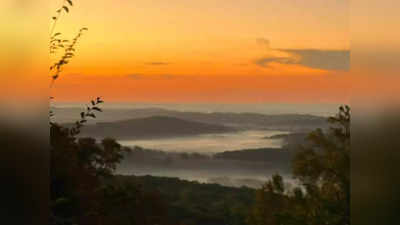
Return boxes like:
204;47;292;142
110;175;255;225
51;105;350;225
51;120;253;225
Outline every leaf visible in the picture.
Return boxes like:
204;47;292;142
62;6;69;13
54;32;61;36
67;0;73;6
86;113;96;118
55;197;70;205
52;16;57;20
92;107;102;112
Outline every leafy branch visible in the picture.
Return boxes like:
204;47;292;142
50;27;88;85
49;0;103;133
50;0;87;86
50;0;73;36
70;97;104;136
50;97;104;136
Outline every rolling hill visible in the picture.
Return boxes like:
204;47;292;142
55;107;328;132
78;116;235;139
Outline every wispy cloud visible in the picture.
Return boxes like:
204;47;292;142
255;57;298;68
256;38;270;49
144;62;170;66
255;38;350;71
126;74;178;80
127;74;145;79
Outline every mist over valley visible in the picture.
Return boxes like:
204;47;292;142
54;104;323;188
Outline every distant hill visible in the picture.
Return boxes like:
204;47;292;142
77;116;234;139
119;145;292;175
54;107;328;132
263;133;289;139
264;132;309;149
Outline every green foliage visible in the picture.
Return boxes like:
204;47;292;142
247;174;291;225
50;120;131;225
98;179;169;225
248;105;350;225
114;175;255;225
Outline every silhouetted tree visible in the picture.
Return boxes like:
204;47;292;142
50;121;130;225
249;105;350;225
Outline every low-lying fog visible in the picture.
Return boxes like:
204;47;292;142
118;130;289;153
116;129;297;189
53;103;319;189
118;168;297;189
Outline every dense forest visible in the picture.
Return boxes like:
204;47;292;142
51;105;350;225
109;175;255;225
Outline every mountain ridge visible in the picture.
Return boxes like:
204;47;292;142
55;107;328;132
77;116;234;140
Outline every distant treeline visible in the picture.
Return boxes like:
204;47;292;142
124;145;290;161
108;175;255;225
58;109;329;139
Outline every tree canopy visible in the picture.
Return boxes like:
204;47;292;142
249;105;350;225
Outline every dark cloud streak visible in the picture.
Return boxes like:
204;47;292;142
254;38;350;71
255;57;298;68
255;49;350;71
144;62;170;66
127;74;179;80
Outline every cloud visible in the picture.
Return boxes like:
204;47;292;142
126;74;178;80
127;74;145;79
255;49;350;71
144;62;170;66
256;38;270;49
283;49;350;71
255;38;350;71
255;57;298;68
233;63;249;66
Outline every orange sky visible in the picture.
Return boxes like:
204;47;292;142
47;0;350;103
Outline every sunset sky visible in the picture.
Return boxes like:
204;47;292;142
50;0;350;103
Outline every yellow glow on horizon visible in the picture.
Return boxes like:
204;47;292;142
5;0;351;103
